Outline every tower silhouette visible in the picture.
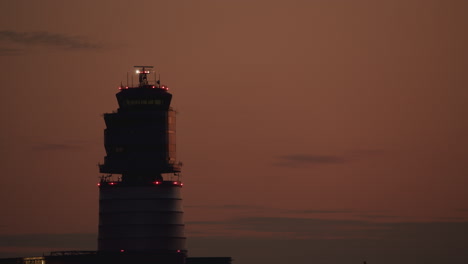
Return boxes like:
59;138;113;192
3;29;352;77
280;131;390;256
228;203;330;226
98;66;185;260
0;66;231;264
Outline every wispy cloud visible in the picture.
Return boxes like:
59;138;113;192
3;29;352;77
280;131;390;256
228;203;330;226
0;233;96;258
274;154;346;167
189;216;468;242
186;222;468;264
356;213;399;220
32;143;80;151
186;220;226;225
274;149;386;167
287;209;353;214
0;30;101;50
2;222;468;263
0;233;95;248
226;217;379;239
186;204;365;218
185;204;271;211
0;47;22;56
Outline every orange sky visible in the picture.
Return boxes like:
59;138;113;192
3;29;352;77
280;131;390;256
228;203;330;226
0;0;467;263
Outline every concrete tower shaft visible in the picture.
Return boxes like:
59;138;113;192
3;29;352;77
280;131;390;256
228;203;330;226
98;67;185;255
98;183;185;252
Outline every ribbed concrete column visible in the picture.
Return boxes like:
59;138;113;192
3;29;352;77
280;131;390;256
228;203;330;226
98;183;186;253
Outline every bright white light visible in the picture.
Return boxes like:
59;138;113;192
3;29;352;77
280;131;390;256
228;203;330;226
136;70;140;74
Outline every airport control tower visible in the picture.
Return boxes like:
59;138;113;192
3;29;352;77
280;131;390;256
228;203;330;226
0;66;232;264
98;66;185;262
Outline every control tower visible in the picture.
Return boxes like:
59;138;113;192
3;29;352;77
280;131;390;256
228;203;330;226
98;66;185;260
0;66;232;264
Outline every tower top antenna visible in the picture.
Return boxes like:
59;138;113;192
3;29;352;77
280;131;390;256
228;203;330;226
134;66;154;87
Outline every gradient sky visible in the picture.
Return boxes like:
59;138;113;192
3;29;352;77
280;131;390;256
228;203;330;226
1;0;467;263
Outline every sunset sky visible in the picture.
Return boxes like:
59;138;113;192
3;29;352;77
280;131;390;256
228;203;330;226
1;0;467;263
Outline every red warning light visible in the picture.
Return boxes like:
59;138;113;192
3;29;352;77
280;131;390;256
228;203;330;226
109;182;115;186
97;183;101;186
180;183;184;186
120;249;125;253
154;181;161;185
173;181;178;185
177;250;181;253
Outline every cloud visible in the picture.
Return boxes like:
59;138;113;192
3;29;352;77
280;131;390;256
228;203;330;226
346;149;387;158
226;217;379;239
274;149;387;167
31;139;93;151
32;143;80;151
186;217;380;239
185;204;405;223
274;154;346;167
186;220;226;225
287;209;353;214
2;221;468;264
185;205;351;216
188;215;468;242
0;30;101;50
356;213;400;220
0;233;96;258
0;233;95;248
0;47;22;56
187;223;468;264
185;204;271;210
186;204;365;219
246;217;467;242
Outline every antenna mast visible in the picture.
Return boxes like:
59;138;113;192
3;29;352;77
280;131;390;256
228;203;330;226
134;65;154;87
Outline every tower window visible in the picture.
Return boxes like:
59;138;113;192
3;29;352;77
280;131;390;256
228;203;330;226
126;99;162;105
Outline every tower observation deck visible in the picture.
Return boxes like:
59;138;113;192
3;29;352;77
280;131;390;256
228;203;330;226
98;66;185;259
